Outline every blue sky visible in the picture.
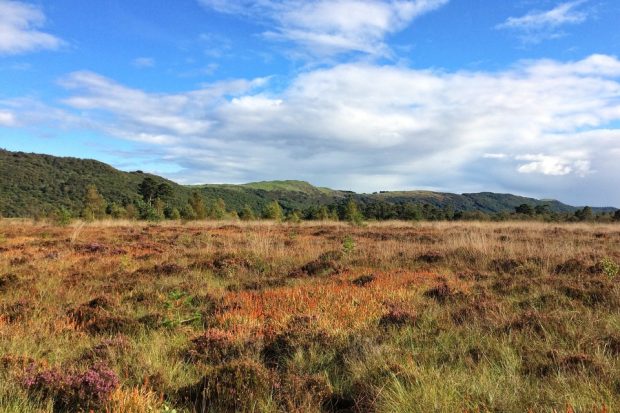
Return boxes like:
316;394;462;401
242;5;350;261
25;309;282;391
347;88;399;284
1;0;620;206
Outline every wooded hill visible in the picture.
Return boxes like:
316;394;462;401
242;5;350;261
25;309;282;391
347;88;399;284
0;149;616;219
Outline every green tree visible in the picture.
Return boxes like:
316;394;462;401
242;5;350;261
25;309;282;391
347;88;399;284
286;210;302;223
106;202;126;219
137;200;161;221
82;184;106;221
189;192;207;219
402;203;422;221
163;205;180;220
575;206;593;222
316;205;330;221
239;205;256;221
209;198;227;220
180;204;197;220
344;199;364;225
124;204;139;220
52;207;72;226
614;210;620;222
263;201;283;221
138;178;172;206
153;198;166;220
515;204;534;216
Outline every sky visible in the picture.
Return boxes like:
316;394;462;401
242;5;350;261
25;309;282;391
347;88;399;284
0;0;619;206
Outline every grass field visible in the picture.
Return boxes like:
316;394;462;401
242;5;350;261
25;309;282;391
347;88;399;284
1;220;619;412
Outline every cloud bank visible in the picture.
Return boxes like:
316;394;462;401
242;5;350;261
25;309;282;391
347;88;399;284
8;54;610;205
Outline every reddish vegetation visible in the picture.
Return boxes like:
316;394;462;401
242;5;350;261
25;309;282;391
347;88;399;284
0;220;619;412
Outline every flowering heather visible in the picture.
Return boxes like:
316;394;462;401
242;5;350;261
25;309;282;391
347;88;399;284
22;363;119;411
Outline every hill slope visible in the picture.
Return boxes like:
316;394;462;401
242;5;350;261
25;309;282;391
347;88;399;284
0;149;615;218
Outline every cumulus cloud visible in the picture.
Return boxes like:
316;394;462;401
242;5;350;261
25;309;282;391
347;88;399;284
497;1;590;43
0;0;64;55
45;54;620;205
198;0;449;56
516;154;591;176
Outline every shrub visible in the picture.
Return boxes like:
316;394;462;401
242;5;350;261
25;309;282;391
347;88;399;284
176;359;272;413
379;307;418;328
22;363;119;412
290;251;344;277
185;329;244;364
342;235;355;255
599;257;619;279
52;207;72;226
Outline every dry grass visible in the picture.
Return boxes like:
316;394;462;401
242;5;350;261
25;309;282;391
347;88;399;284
0;219;619;412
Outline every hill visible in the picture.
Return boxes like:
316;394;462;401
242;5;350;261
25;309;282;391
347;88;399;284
0;149;189;217
0;149;616;218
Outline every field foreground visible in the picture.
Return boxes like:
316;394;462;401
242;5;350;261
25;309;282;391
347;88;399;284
1;220;619;412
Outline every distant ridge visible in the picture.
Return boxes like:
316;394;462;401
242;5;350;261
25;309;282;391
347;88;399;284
0;149;616;218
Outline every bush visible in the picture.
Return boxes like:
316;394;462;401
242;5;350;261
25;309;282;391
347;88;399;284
177;359;272;412
22;363;119;412
342;235;355;255
600;257;619;279
51;207;72;226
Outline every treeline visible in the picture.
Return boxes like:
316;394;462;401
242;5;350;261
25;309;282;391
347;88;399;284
33;178;620;225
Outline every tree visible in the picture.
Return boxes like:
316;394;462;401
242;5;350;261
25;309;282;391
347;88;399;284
286;210;302;223
402;203;422;221
534;204;550;215
329;210;340;221
344;199;364;225
209;198;227;220
106;202;126;219
515;204;534;216
316;205;330;221
52;207;72;226
239;205;256;221
614;210;620;222
575;206;593;222
263;201;283;221
125;204;139;220
180;204;197;220
189;192;207;219
136;200;161;221
82;184;106;221
138;178;172;206
153;198;165;220
163;205;180;220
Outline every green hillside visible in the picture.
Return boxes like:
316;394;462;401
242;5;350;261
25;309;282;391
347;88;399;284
0;149;616;218
0;149;190;217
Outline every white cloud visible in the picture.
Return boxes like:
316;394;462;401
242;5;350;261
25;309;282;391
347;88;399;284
3;54;616;204
483;153;508;159
0;0;64;55
199;0;449;56
516;154;591;176
132;57;155;68
0;110;16;126
58;71;269;142
497;1;590;43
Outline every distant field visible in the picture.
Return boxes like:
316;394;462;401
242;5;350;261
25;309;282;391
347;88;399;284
1;220;619;412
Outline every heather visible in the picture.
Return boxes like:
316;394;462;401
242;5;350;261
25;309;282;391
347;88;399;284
0;219;619;412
